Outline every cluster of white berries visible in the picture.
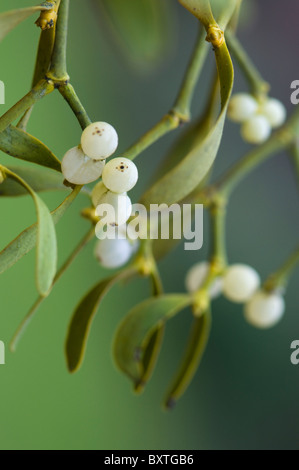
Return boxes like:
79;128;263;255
186;262;285;329
62;121;139;269
91;157;138;269
62;121;119;184
228;93;287;144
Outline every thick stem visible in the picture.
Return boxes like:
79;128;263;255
58;84;92;129
172;27;209;121
47;0;70;82
210;202;227;267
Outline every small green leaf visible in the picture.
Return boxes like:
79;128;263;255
0;5;52;43
141;41;234;207
0;165;66;197
1;167;57;296
0;125;61;172
113;294;191;386
164;311;211;409
65;268;137;373
0;185;81;275
98;0;175;72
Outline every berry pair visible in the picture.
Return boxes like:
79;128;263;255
228;93;286;144
186;262;285;329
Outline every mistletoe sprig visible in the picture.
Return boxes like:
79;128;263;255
0;0;299;408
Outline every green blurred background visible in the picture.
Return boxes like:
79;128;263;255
0;0;299;450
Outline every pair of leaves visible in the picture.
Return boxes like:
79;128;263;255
141;3;234;208
97;0;176;73
0;4;52;43
65;266;165;388
0;167;57;296
113;294;211;407
0;185;81;277
113;295;191;387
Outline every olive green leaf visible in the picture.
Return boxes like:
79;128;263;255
98;0;176;72
164;310;211;409
65;267;137;373
134;326;165;394
178;0;238;29
113;294;191;387
0;5;52;43
211;0;240;29
0;165;66;197
0;125;61;172
0;166;57;296
134;269;165;394
141;39;234;207
0;185;81;275
178;0;215;28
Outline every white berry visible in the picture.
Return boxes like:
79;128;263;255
94;238;134;269
260;98;286;128
81;122;118;160
244;290;285;329
241;115;271;144
228;93;258;123
61;146;105;184
95;190;132;226
102;157;138;193
223;264;260;303
185;262;223;299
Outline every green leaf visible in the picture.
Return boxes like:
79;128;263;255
0;185;81;275
164;311;211;409
0;5;52;43
0;125;61;172
178;0;215;28
178;0;238;29
134;326;165;394
211;0;239;28
0;165;66;197
98;0;176;72
113;294;191;386
134;269;165;393
141;41;234;207
65;268;137;373
1;167;57;296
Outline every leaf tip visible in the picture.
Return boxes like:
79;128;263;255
164;396;177;411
